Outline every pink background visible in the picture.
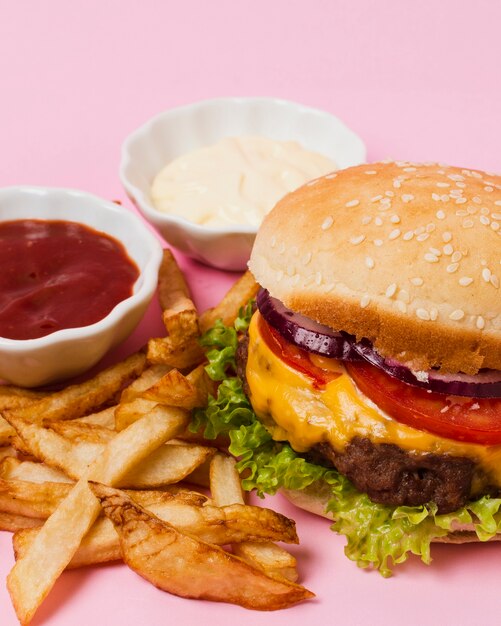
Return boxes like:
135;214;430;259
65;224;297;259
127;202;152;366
1;1;501;624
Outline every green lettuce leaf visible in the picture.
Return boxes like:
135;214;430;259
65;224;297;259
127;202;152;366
191;308;501;576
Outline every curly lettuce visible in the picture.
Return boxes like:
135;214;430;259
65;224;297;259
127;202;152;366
190;307;501;576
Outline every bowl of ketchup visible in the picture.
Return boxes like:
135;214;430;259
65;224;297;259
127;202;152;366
0;187;163;386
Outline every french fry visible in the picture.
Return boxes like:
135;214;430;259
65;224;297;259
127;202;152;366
199;270;259;333
90;482;313;610
114;397;157;432
157;249;200;345
146;336;204;369
119;365;171;403
140;368;206;409
6;413;213;488
0;478;73;518
73;406;117;429
13;492;298;570
0;512;43;533
49;421;116;444
210;454;299;582
6;407;189;625
0;458;71;484
3;352;146;427
0;446;17;461
117;443;216;488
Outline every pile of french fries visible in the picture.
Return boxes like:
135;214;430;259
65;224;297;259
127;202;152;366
0;250;313;625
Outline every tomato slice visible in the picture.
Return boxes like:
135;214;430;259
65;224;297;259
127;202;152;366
257;314;341;387
345;360;501;446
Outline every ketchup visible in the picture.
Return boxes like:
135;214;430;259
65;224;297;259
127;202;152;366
0;219;139;340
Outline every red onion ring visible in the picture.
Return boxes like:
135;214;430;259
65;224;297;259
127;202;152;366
256;289;361;361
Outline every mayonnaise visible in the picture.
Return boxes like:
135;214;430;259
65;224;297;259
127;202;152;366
150;136;336;228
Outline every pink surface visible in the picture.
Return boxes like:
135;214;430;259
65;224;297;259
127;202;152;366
1;1;501;624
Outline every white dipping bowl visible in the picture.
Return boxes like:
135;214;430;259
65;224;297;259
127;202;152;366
120;97;366;271
0;187;163;387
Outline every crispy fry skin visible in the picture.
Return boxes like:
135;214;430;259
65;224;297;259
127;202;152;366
89;483;313;610
199;271;259;333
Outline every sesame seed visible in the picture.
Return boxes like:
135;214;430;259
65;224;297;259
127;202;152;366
416;308;431;321
403;167;417;172
374;216;383;226
451;251;462;263
437;182;450;188
371;195;383;202
365;256;375;269
389;228;401;240
480;207;490;215
492;213;501;220
424;253;439;263
494;200;501;207
436;210;446;220
446;263;459;273
373;239;383;246
350;235;365;245
385;191;395;198
462;219;474;228
346;199;360;208
485;186;494;192
491;274;500;288
449;309;465;321
398;289;410;303
321;216;334;230
315;272;322;285
302;252;312;266
385;283;397;297
393;180;402;189
442;231;453;242
396;301;407;313
482;268;492;282
459;276;473;286
443;244;454;255
432;193;441;201
403;231;414;241
402;194;414;203
426;223;436;233
417;233;430;242
415;226;425;235
390;214;401;223
456;182;466;189
362;216;372;225
360;295;371;308
448;174;465;182
441;195;450;202
429;247;442;256
364;170;377;175
410;277;424;286
430;308;438;321
325;173;337;179
476;316;485;330
491;222;500;231
472;196;482;204
480;216;490;225
455;197;467;204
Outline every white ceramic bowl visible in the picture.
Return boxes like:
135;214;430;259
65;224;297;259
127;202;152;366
0;187;163;387
120;97;366;271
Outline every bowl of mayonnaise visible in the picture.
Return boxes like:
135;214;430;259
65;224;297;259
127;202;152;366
120;98;366;270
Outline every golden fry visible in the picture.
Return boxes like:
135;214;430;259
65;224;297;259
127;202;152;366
6;407;188;625
146;336;204;369
3;352;146;427
210;454;299;582
199;270;259;333
90;483;313;610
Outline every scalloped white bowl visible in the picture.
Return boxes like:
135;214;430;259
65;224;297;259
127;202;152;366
120;97;366;271
0;187;163;387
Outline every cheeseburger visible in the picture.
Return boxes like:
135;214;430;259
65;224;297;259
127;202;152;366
196;161;501;574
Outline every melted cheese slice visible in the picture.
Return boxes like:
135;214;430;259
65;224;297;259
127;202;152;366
247;312;501;484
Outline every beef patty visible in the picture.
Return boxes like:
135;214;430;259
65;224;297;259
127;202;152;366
236;333;494;514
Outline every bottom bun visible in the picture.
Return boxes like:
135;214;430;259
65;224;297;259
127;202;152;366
281;483;501;545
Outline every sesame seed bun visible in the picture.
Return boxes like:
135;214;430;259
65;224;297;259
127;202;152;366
280;484;501;543
249;161;501;374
